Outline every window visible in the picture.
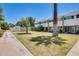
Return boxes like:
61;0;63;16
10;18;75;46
76;15;79;18
64;16;74;20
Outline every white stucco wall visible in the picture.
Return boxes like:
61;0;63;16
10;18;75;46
64;18;79;26
35;18;79;27
41;23;48;27
49;22;53;27
57;21;62;26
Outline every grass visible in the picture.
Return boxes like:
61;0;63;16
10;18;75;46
13;31;79;56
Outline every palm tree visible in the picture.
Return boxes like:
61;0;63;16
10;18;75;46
21;18;28;33
53;3;58;37
47;20;50;32
62;16;65;33
27;16;35;31
31;3;66;48
16;17;35;33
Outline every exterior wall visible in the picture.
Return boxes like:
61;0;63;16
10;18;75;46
76;26;79;31
49;22;53;27
57;20;62;26
64;19;79;26
35;10;79;33
42;22;48;27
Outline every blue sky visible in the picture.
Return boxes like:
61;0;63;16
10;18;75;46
0;3;79;24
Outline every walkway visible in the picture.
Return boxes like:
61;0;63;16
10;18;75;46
67;41;79;56
0;30;32;56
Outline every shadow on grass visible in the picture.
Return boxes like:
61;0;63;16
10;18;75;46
16;32;31;35
30;36;67;46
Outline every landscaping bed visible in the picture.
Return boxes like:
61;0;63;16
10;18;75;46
13;31;79;56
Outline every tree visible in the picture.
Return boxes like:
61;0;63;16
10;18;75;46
21;18;29;33
16;18;29;33
1;22;10;30
30;3;66;48
0;7;5;29
62;16;65;33
0;7;3;14
16;21;22;26
9;23;15;28
53;3;58;37
16;17;35;33
26;16;35;30
47;20;50;32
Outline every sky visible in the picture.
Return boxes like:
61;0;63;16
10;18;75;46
0;3;79;24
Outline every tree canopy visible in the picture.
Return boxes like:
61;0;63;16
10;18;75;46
16;16;35;27
9;23;15;28
0;7;4;21
1;22;10;30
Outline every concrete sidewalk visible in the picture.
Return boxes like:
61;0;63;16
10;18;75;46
67;41;79;56
0;30;32;56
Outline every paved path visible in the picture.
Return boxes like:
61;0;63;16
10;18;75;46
67;41;79;56
0;30;32;56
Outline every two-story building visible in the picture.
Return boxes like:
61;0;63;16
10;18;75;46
35;10;79;33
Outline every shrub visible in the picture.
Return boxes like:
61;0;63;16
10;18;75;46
76;30;79;34
33;25;44;32
0;32;4;37
0;29;5;37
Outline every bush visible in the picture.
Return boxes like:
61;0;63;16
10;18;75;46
76;30;79;34
0;29;5;37
0;32;4;37
33;25;44;32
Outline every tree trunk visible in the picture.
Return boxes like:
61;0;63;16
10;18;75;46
26;27;28;33
47;20;50;32
53;3;58;37
62;16;65;33
53;24;58;36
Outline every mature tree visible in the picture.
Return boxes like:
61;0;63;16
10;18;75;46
9;23;15;28
27;17;35;26
0;7;5;29
53;3;58;37
21;19;29;33
26;16;35;30
62;16;65;33
16;21;22;26
47;20;50;32
1;22;10;30
30;3;66;48
0;7;3;14
16;16;35;33
16;18;28;33
0;7;4;21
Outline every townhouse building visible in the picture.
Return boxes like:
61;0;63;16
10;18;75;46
35;10;79;33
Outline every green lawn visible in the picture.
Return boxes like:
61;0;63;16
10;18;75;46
13;31;79;56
